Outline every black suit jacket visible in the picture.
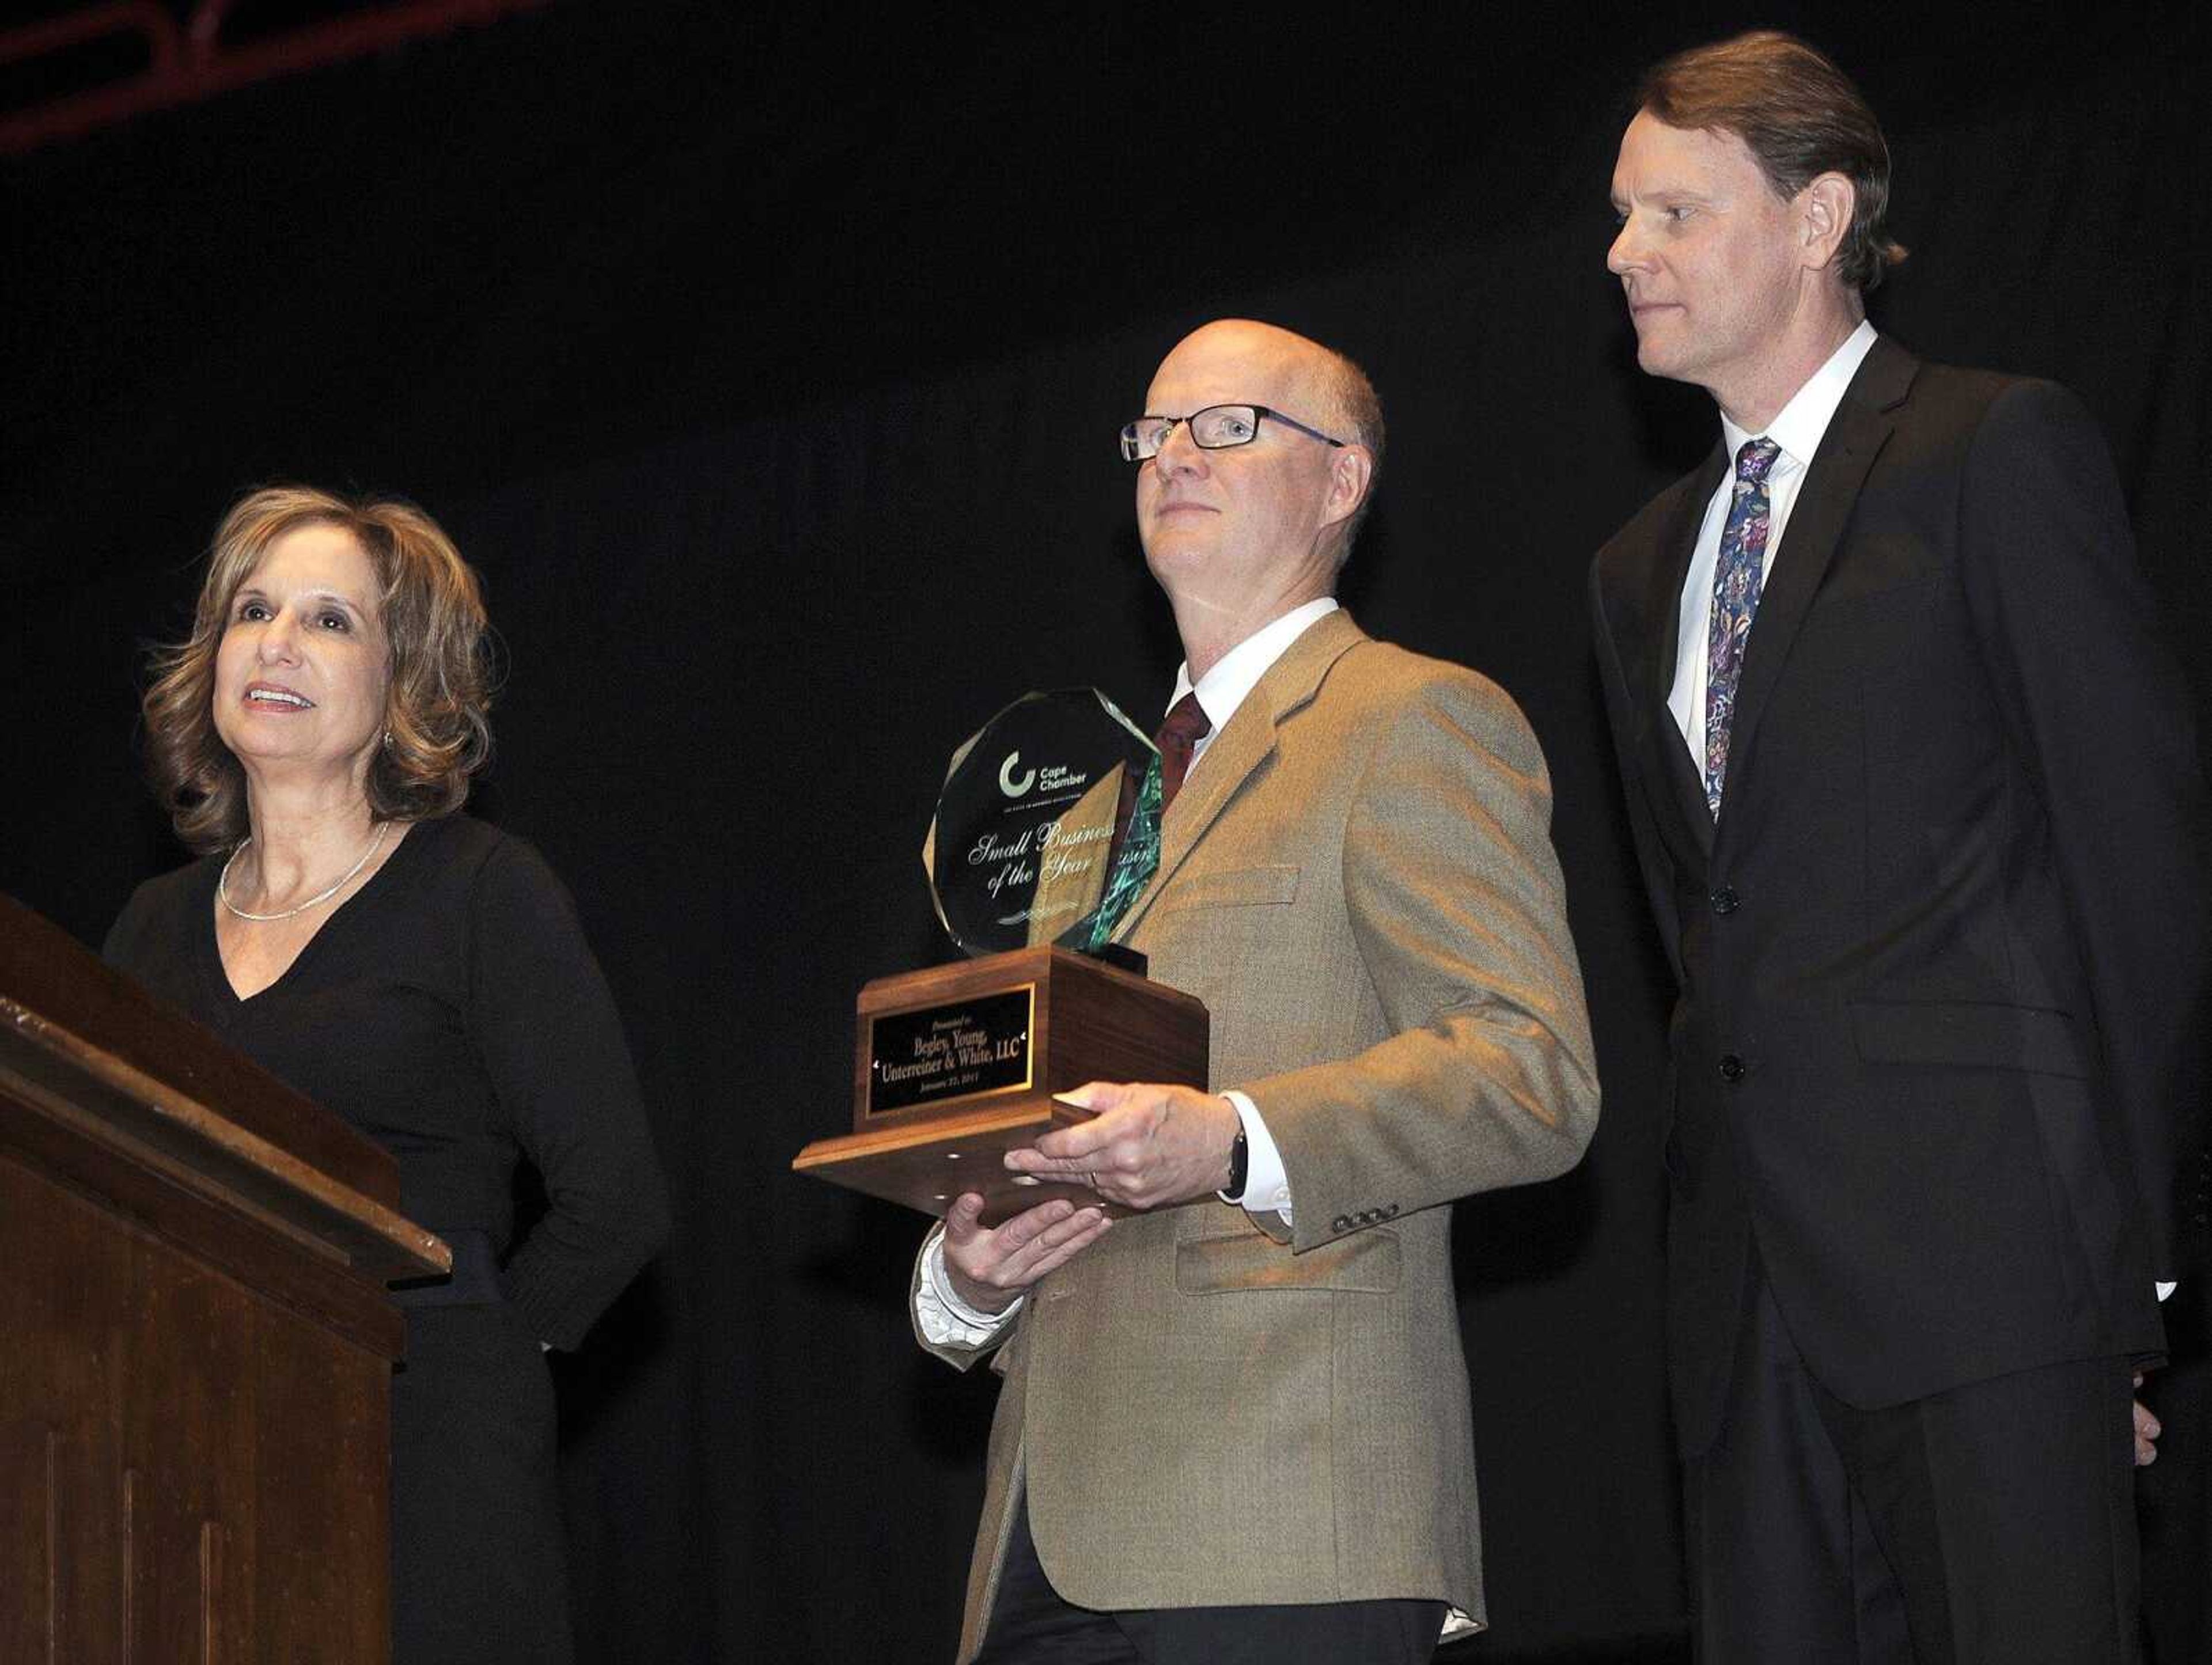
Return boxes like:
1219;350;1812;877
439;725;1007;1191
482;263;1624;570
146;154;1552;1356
1589;336;2211;1454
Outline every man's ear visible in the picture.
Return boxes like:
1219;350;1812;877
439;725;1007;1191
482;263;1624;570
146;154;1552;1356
1797;171;1856;274
1321;445;1374;530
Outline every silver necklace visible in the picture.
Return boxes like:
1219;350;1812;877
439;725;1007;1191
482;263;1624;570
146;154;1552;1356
218;821;389;922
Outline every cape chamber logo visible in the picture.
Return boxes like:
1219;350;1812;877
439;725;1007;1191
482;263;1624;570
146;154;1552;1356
997;753;1090;801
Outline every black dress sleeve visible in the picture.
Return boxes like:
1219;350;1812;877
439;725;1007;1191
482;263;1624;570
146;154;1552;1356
103;878;161;969
466;835;672;1349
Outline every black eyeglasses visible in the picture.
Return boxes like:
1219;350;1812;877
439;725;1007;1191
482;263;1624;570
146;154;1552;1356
1119;404;1347;462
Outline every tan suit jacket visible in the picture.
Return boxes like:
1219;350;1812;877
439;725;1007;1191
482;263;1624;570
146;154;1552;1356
916;610;1600;1659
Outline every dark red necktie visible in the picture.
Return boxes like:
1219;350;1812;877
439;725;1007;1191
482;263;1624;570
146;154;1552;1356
1156;692;1213;813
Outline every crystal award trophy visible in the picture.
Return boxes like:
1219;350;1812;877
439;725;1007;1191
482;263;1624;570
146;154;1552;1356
792;690;1210;1223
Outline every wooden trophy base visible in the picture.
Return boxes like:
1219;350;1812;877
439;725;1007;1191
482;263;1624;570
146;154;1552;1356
792;946;1208;1224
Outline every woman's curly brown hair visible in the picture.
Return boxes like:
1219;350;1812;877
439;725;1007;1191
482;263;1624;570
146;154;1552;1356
143;486;494;854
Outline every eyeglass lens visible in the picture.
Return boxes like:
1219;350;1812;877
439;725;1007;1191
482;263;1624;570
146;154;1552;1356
1121;405;1262;461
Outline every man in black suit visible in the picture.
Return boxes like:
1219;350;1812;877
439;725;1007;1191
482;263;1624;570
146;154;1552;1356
1588;31;2211;1663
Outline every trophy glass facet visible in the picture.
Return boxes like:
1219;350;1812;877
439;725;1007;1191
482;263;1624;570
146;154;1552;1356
923;688;1163;959
793;688;1210;1223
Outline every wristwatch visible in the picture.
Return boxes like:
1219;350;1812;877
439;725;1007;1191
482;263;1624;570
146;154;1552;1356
1225;1124;1249;1201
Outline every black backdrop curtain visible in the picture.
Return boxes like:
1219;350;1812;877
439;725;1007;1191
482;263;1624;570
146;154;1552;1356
5;6;2207;1660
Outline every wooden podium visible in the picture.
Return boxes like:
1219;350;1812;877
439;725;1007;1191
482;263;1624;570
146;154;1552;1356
0;894;446;1663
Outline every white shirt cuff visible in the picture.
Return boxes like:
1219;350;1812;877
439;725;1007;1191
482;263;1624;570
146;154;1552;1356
2157;1281;2176;1302
915;1223;1022;1347
1221;1090;1292;1224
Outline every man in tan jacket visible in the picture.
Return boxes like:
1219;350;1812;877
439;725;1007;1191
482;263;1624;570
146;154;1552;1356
912;318;1600;1664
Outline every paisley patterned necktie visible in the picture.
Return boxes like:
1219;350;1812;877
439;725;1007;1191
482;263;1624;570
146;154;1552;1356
1704;437;1781;817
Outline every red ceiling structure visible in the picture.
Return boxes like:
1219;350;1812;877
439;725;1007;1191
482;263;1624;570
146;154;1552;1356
1;0;546;154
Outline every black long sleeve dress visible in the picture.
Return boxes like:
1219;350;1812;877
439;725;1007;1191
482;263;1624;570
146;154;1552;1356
105;811;672;1665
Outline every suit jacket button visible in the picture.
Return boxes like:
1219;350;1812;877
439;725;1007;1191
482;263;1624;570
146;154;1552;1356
1709;886;1739;915
1331;1215;1351;1232
1718;1053;1746;1083
1384;1203;1400;1219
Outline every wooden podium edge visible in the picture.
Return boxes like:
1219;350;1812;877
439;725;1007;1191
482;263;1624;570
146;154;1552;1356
2;995;448;1282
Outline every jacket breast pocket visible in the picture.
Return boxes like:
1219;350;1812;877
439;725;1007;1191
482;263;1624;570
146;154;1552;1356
1175;1225;1401;1295
1847;1000;2093;1079
1153;864;1300;915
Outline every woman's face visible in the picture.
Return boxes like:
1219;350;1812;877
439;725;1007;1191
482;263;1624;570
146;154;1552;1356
212;524;392;792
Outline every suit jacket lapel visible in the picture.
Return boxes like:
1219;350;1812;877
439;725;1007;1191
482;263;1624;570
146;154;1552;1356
1111;608;1363;943
1637;449;1726;864
1719;338;1915;818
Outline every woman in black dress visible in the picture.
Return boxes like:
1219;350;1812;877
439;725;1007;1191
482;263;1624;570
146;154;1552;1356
105;486;670;1665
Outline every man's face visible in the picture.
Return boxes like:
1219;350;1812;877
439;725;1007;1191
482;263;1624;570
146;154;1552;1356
1135;323;1346;623
1607;111;1809;410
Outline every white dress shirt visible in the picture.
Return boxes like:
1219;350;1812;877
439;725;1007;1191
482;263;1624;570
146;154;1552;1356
1668;318;1878;760
916;598;1338;1344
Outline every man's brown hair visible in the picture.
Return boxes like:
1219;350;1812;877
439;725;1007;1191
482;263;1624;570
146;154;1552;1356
1639;30;1907;293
